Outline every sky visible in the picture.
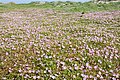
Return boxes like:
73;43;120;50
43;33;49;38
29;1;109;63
0;0;91;4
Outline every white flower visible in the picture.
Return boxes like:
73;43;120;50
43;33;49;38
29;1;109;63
77;73;80;76
83;77;87;80
64;78;66;80
44;70;46;73
63;66;67;70
115;50;118;53
89;75;93;78
33;76;37;79
81;74;85;77
70;45;72;47
14;64;17;66
2;77;6;80
98;60;102;64
74;64;77;66
6;52;9;55
60;62;65;65
36;70;40;73
76;58;80;60
105;55;107;58
20;73;23;76
28;70;32;73
32;70;35;73
45;55;48;58
97;74;100;78
73;75;76;78
116;73;119;78
48;70;52;73
112;77;116;80
37;76;40;79
110;70;113;73
81;65;84;69
50;75;56;79
106;52;109;55
108;65;111;68
18;69;22;72
54;74;58;77
62;45;65;48
37;58;41;60
82;58;85;61
86;63;89;67
94;77;97;80
49;56;52;58
100;76;103;79
98;71;101;75
8;70;12;73
24;74;29;78
74;66;79;70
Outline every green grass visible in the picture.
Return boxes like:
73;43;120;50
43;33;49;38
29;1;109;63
0;1;120;13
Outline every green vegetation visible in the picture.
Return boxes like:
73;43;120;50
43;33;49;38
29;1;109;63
0;1;120;13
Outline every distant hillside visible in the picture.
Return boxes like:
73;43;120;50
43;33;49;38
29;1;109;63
93;0;120;2
0;1;120;13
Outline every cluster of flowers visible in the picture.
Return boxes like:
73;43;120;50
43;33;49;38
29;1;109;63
0;9;119;79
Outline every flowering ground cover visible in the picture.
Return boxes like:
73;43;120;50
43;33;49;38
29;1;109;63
0;4;120;80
